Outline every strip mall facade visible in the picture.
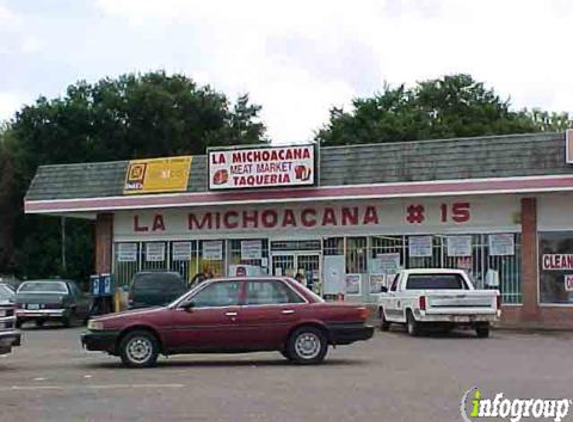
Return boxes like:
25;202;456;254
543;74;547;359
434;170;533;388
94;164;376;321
24;131;573;327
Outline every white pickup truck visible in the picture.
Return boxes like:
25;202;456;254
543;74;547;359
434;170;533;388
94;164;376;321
377;269;501;338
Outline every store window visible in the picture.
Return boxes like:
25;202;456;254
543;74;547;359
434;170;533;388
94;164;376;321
228;239;269;277
141;242;168;271
346;237;367;274
170;241;198;284
198;240;226;278
539;232;573;305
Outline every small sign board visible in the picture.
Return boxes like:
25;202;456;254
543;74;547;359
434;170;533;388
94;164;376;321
124;156;192;194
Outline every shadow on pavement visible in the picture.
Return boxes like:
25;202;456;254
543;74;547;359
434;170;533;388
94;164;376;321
81;357;368;370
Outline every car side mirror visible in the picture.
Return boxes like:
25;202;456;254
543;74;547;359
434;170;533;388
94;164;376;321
181;301;195;312
380;286;388;293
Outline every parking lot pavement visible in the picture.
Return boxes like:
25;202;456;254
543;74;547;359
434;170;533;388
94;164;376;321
1;326;573;422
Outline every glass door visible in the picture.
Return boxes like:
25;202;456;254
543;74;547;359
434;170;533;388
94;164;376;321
272;254;296;278
296;254;321;294
271;253;322;295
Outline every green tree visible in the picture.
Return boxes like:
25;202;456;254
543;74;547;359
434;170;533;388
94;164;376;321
3;71;267;280
316;74;572;146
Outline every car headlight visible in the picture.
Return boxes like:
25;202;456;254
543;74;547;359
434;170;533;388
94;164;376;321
87;320;104;331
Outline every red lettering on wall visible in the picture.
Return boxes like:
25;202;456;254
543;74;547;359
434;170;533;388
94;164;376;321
363;206;379;225
341;207;358;225
152;214;165;231
301;209;317;227
134;215;149;232
261;210;278;228
452;202;471;223
322;208;337;226
223;211;239;229
188;213;212;230
282;209;297;227
243;211;259;228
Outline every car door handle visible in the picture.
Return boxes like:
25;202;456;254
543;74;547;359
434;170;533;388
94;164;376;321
225;312;238;317
281;309;295;315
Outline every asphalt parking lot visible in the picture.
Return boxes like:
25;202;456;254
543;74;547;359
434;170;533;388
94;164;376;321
1;325;573;422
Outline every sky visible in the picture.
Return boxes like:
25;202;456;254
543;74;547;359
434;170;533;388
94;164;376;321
1;0;572;143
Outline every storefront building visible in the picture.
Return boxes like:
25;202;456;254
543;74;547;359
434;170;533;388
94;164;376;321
24;131;573;327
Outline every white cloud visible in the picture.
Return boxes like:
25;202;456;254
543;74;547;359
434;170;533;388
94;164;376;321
2;0;573;140
0;92;25;121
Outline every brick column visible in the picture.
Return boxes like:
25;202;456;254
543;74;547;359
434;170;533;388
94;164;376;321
95;213;114;274
520;198;539;321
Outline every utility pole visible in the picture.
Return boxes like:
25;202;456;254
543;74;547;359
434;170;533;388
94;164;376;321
61;216;67;274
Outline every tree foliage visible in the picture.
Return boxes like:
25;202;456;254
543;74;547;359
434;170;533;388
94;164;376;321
2;71;267;280
316;74;573;146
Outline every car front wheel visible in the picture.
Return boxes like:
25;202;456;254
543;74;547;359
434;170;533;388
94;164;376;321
287;326;328;365
119;330;160;368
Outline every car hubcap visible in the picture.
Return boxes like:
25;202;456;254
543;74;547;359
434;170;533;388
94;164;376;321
126;337;153;363
294;332;321;359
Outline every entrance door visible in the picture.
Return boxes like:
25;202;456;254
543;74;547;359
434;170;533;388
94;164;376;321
271;253;321;294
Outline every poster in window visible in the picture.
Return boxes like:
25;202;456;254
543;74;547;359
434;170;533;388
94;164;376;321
447;236;472;257
377;253;401;274
488;234;515;256
117;243;137;262
241;240;263;260
345;274;362;295
202;241;223;261
145;243;165;262
172;242;192;261
369;274;386;294
408;236;433;257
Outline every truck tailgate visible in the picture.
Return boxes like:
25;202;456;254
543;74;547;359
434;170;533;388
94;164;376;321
425;290;498;315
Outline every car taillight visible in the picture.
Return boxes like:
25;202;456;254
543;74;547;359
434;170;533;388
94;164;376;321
496;295;501;310
357;307;369;321
419;296;426;311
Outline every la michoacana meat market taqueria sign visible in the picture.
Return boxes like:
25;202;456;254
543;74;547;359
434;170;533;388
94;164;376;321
208;144;316;190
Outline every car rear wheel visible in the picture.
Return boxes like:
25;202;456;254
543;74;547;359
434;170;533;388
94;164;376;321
287;326;328;365
476;323;490;338
379;308;390;331
119;330;160;368
406;311;420;337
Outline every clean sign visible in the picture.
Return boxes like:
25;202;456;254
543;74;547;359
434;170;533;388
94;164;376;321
208;145;315;190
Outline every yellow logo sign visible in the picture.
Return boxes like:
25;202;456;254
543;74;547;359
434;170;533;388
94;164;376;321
124;156;192;194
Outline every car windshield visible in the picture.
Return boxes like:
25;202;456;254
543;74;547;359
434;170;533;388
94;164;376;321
133;273;184;291
0;284;14;300
406;274;467;290
18;281;69;294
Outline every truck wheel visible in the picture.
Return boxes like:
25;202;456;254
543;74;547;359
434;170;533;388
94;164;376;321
287;326;328;365
379;308;390;331
406;311;420;337
476;323;490;338
119;330;160;368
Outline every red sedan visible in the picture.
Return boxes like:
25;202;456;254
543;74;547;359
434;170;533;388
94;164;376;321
82;277;374;367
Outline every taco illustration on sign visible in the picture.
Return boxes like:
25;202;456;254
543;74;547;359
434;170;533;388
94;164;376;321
213;169;229;185
294;165;311;181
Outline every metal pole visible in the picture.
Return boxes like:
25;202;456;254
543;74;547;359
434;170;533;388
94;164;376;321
61;216;67;273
